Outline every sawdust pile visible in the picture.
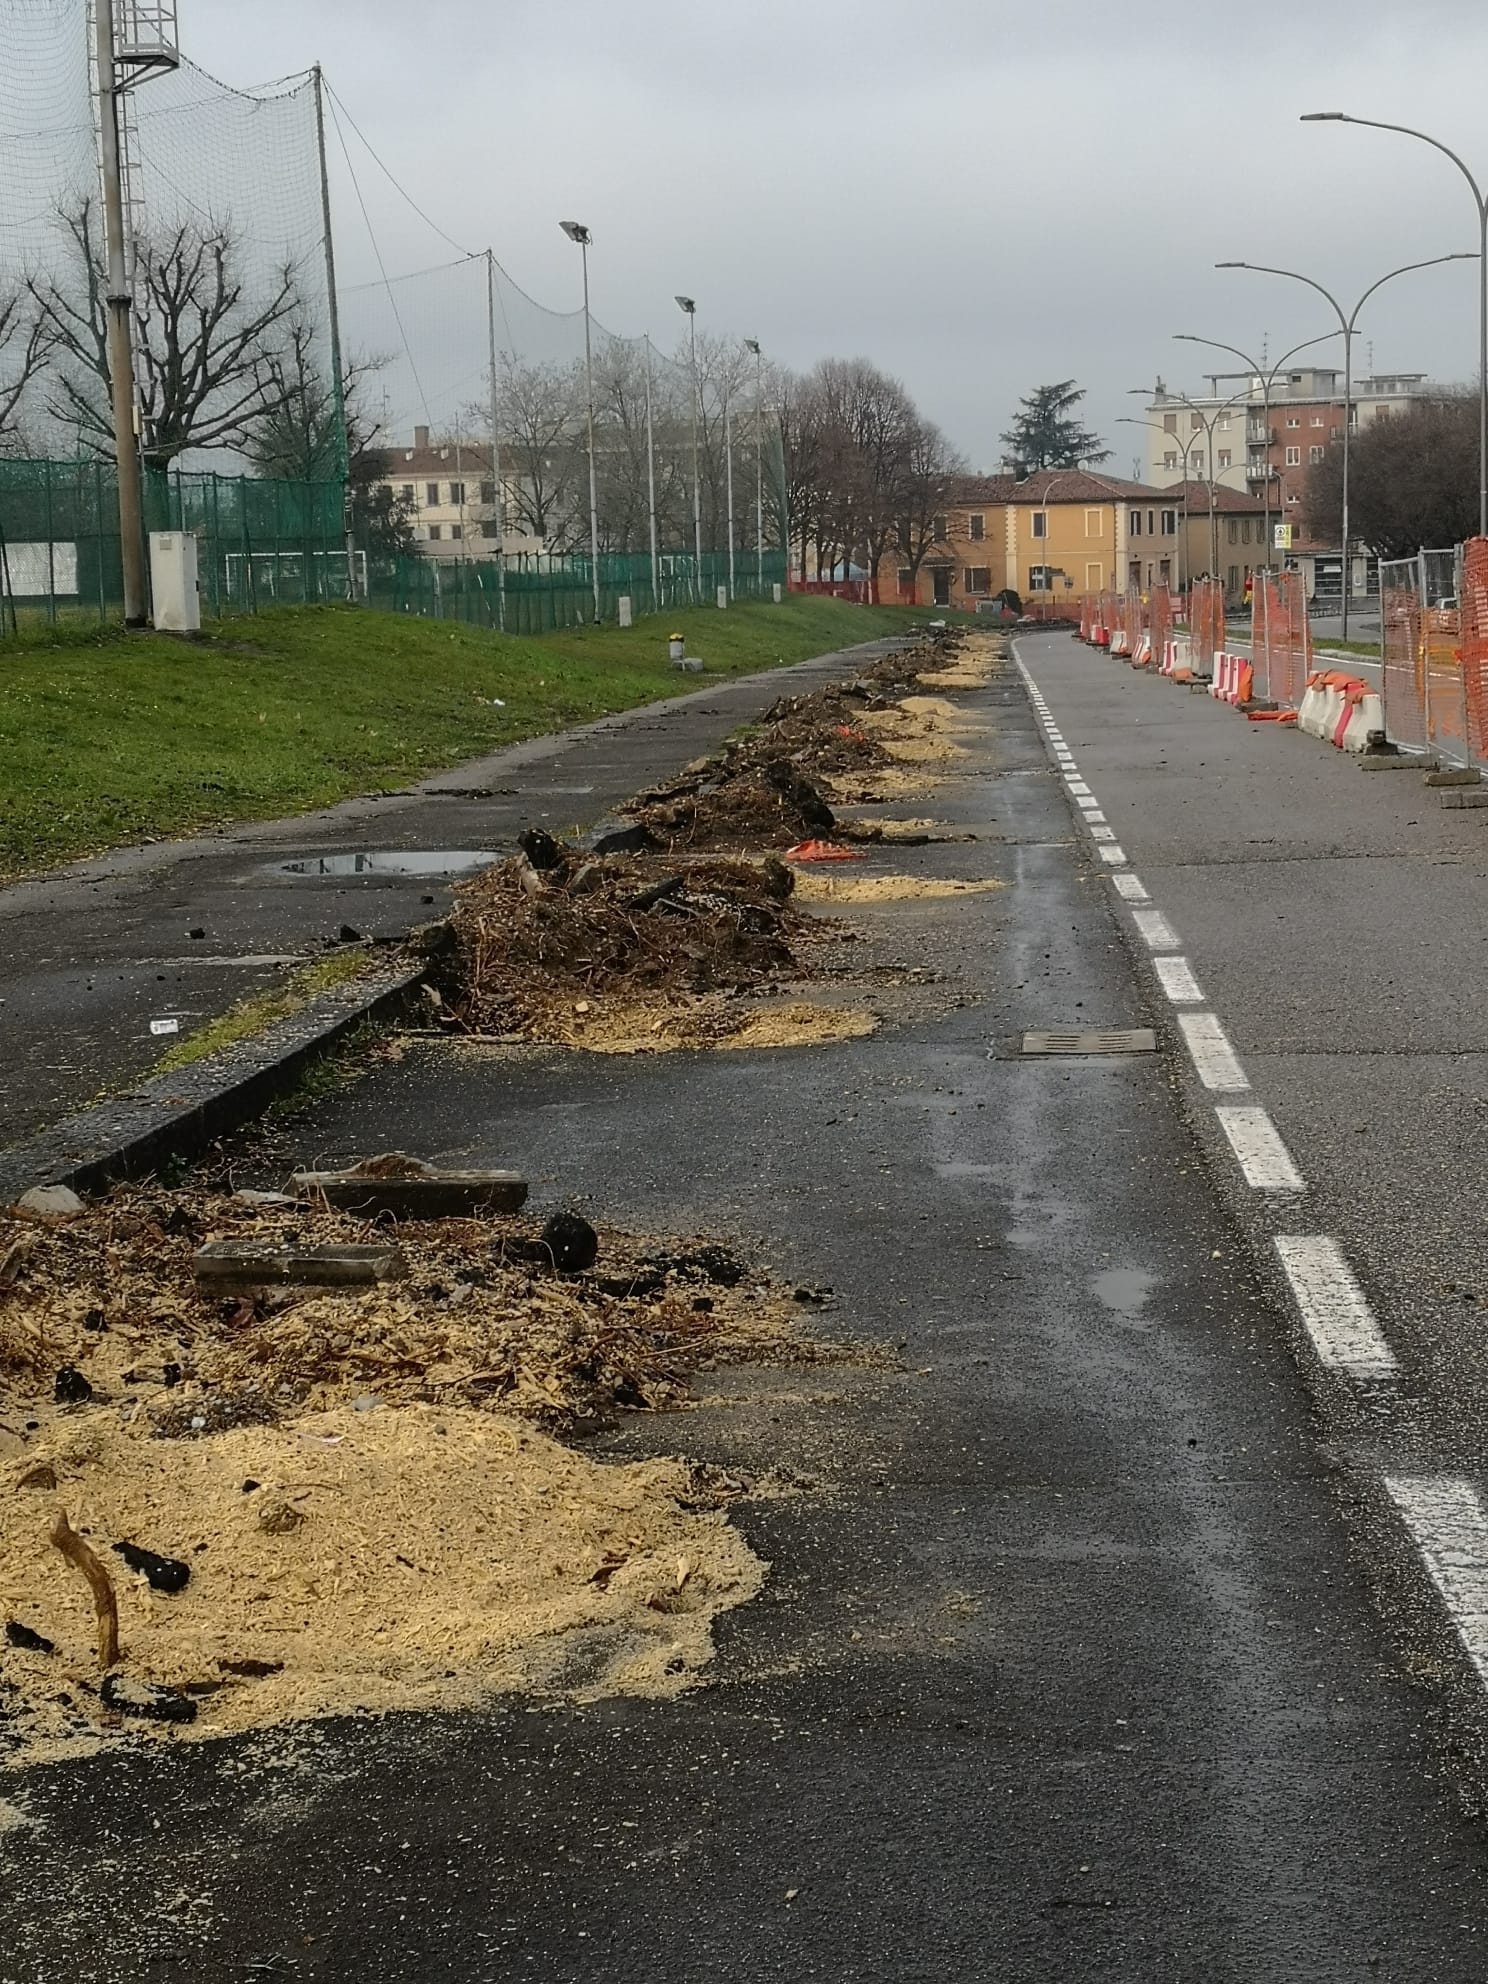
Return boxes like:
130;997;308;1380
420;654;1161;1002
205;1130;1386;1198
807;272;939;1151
0;1189;881;1753
793;874;1005;905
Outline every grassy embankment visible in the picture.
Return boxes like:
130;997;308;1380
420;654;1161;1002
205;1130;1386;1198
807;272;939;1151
0;595;940;876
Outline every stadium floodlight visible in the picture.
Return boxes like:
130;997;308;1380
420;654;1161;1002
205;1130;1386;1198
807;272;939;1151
559;221;601;620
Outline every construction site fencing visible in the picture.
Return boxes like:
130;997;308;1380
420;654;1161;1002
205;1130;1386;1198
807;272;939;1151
368;550;788;635
1380;545;1471;763
1189;579;1226;676
1251;573;1312;709
0;461;351;632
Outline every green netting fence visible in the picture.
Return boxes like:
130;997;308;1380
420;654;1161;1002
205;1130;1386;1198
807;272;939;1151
365;550;788;633
0;459;352;632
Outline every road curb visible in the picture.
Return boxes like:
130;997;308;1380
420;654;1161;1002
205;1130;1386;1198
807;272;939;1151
0;964;425;1203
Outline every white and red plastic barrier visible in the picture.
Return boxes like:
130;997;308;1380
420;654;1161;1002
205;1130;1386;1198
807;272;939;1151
1132;631;1153;668
1160;636;1193;682
1297;670;1385;753
1209;653;1254;707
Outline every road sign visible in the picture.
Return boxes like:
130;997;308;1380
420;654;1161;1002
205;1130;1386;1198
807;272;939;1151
1273;523;1293;550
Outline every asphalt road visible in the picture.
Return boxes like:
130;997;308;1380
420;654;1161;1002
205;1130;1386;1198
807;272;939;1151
0;638;906;1151
6;642;1488;1979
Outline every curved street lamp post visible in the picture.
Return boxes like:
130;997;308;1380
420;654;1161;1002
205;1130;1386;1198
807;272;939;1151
1302;113;1488;538
1216;251;1477;637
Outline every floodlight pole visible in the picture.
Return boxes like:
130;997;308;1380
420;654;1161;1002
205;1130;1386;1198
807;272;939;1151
485;249;506;631
676;296;703;596
95;0;147;625
312;66;357;602
560;222;602;622
643;336;660;608
745;338;764;588
724;389;736;599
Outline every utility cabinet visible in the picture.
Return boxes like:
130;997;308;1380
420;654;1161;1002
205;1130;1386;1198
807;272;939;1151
150;531;201;632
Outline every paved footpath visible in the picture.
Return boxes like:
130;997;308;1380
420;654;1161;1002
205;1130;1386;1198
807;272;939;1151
8;637;1488;1980
0;638;907;1151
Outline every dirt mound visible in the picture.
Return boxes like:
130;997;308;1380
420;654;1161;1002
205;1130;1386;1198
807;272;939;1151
440;844;805;1039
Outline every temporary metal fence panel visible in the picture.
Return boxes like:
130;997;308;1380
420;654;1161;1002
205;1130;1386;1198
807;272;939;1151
1458;537;1488;765
1149;586;1172;668
1379;555;1428;753
1420;547;1469;764
1190;578;1225;676
1253;572;1310;710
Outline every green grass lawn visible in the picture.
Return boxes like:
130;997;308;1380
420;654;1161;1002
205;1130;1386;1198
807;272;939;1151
0;595;933;875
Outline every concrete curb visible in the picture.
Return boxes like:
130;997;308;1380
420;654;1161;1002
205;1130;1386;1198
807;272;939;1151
0;964;425;1203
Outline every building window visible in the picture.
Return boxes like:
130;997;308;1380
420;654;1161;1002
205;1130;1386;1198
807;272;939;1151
400;483;414;503
1310;415;1324;427
1218;449;1232;470
427;523;442;540
481;520;501;538
1218;415;1232;431
451;523;463;541
426;482;439;506
969;512;985;542
1085;509;1102;538
1285;446;1301;466
1330;425;1341;440
1163;413;1178;434
1129;509;1142;536
1159;557;1171;582
1309;445;1324;465
897;567;913;590
1189;451;1203;472
1161;510;1176;535
449;481;466;506
1029;564;1053;590
1227;519;1239;545
1163;451;1178;470
1240;518;1251;544
1190;412;1203;432
932;514;947;540
1228;564;1240;592
1031;512;1047;538
1148;510;1155;533
480;481;496;504
1286;416;1301;429
963;566;990;594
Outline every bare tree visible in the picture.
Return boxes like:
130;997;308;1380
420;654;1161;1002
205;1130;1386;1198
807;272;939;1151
894;416;964;599
495;353;586;549
33;201;304;470
0;283;54;454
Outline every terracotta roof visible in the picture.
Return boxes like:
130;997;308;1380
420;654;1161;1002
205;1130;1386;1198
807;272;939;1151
948;469;1171;506
1160;479;1267;514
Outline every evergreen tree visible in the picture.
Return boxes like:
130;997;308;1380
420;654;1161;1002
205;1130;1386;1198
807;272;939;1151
1000;381;1110;472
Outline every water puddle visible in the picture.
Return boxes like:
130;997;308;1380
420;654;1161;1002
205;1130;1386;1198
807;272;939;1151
1090;1267;1157;1317
276;851;496;879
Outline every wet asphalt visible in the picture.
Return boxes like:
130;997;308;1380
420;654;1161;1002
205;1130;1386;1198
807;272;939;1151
0;639;906;1149
6;650;1488;1979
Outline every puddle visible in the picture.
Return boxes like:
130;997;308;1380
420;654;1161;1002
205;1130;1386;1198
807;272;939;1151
276;851;496;879
1091;1267;1157;1316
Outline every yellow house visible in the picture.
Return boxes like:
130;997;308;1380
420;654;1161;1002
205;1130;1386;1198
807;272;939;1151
882;470;1184;609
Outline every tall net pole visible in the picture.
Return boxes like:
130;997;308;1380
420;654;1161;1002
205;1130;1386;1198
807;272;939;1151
485;250;506;631
95;0;146;622
644;337;660;606
313;65;354;599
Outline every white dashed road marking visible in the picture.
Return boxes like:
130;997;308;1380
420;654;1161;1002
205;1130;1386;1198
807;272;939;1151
1178;1011;1250;1091
1275;1236;1397;1380
1154;955;1204;1002
1386;1477;1488;1682
1132;909;1180;951
1098;844;1128;865
1112;873;1149;902
1215;1106;1306;1190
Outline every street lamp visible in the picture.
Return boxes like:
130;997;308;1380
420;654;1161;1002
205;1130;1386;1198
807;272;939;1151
675;294;704;592
559;221;602;623
1216;252;1477;637
1171;331;1343;568
1117;416;1191;591
744;337;764;591
1302;113;1488;537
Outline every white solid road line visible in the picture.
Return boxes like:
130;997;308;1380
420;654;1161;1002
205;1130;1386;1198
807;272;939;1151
1275;1236;1398;1380
1216;1106;1306;1190
1154;955;1204;1002
1112;872;1149;902
1386;1477;1488;1683
1098;844;1128;865
1178;1011;1250;1091
1132;908;1179;951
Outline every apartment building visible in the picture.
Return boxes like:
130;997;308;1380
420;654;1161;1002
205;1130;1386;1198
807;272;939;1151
377;427;541;561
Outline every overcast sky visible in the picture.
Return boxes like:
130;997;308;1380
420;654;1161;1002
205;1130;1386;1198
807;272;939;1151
189;0;1488;475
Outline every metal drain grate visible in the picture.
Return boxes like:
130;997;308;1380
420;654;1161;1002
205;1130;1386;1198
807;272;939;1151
1021;1028;1157;1056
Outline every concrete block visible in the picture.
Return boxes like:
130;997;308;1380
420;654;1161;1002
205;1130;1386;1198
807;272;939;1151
1439;787;1488;809
193;1241;407;1286
1424;767;1480;787
292;1165;528;1218
1358;753;1435;771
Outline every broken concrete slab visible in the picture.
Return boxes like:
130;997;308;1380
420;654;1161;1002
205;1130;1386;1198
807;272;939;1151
192;1240;408;1287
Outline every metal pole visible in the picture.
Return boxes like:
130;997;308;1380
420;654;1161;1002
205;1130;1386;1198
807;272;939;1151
643;336;660;609
577;239;601;622
754;343;764;588
485;250;506;632
689;313;702;591
1341;320;1353;639
95;0;146;625
312;67;356;602
725;393;735;599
